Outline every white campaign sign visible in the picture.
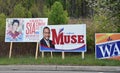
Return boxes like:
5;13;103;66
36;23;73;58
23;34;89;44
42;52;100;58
39;24;87;52
5;18;48;42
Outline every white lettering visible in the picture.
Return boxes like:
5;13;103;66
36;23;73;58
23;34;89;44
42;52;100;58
112;43;120;56
98;44;112;57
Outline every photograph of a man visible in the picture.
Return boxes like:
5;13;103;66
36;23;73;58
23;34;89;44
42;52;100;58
40;27;55;48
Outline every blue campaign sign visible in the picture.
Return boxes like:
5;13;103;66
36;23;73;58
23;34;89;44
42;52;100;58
95;33;120;59
96;40;120;59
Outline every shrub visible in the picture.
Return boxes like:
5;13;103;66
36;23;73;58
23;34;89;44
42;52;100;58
48;1;69;25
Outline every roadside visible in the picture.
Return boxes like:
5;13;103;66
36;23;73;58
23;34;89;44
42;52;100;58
0;54;120;66
0;65;120;72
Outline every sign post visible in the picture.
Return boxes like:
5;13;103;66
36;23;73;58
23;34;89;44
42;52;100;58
9;42;13;59
62;51;65;60
50;51;53;58
82;52;84;59
42;51;44;58
35;42;39;59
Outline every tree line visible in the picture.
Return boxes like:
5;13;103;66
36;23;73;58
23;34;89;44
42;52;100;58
0;0;120;55
0;0;92;18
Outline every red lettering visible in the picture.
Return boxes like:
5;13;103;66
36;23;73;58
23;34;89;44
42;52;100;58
26;23;36;34
26;23;30;34
51;29;84;45
32;23;35;34
64;35;70;43
78;35;84;43
71;35;77;43
52;29;64;45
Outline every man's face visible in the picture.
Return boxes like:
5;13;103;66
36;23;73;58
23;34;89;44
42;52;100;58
43;28;50;40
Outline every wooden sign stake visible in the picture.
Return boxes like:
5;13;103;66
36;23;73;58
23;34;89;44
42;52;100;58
62;51;65;60
35;42;39;59
50;51;53;58
82;52;85;59
9;42;13;59
42;51;44;58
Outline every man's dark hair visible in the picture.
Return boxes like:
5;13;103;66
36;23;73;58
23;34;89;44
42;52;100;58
12;20;19;26
43;26;50;32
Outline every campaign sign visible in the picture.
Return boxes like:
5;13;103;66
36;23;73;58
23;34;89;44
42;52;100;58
39;24;86;52
24;18;47;42
95;33;120;59
5;18;48;42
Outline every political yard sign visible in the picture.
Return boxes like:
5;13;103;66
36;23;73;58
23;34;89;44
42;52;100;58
5;18;48;42
95;33;120;59
39;24;86;52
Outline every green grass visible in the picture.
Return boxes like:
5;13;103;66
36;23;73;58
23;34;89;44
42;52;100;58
0;53;120;66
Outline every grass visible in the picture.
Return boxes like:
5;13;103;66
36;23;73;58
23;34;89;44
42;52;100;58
0;53;120;66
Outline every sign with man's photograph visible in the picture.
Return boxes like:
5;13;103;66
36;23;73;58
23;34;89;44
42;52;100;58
95;33;120;60
5;18;48;42
39;24;86;52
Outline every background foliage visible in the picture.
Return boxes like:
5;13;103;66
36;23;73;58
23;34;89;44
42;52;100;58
0;0;120;56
